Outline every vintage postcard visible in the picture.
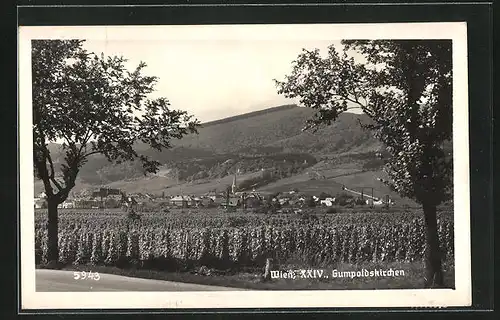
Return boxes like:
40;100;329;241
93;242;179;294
19;22;471;309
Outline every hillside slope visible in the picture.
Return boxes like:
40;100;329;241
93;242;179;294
171;105;380;155
33;104;451;207
37;105;381;187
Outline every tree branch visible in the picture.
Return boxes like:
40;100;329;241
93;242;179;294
43;147;64;192
361;96;368;107
62;131;72;147
45;152;55;179
34;144;55;197
344;95;366;110
50;178;64;192
352;87;360;103
81;129;92;150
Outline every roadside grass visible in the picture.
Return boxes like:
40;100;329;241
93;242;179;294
37;259;454;290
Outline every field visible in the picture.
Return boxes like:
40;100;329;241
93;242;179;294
34;207;454;289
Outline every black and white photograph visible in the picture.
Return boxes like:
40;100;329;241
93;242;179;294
19;22;471;309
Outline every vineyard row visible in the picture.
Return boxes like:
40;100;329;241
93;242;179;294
35;221;454;269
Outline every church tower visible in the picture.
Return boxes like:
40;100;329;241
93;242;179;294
231;172;237;194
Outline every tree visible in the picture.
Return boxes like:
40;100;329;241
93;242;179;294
305;196;316;208
275;40;452;287
319;192;332;200
32;40;200;265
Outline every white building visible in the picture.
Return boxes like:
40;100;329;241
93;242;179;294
320;197;336;207
34;198;46;209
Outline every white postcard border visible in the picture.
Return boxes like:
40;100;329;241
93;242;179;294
19;22;471;309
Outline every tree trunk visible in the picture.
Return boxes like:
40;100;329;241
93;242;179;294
47;199;59;264
423;203;444;287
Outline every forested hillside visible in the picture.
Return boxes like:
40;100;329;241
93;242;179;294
36;105;383;190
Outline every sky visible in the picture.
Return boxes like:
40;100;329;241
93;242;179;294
81;39;360;123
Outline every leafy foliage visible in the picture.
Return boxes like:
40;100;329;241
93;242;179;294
32;39;200;263
32;40;200;203
275;40;453;287
275;40;452;207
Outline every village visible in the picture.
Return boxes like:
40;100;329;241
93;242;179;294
34;173;394;212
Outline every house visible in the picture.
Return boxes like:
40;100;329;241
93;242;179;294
366;199;375;206
170;195;188;208
92;188;122;200
37;192;47;199
107;194;122;201
193;196;208;206
229;197;241;207
320;197;336;207
293;197;305;207
186;196;197;207
244;195;262;208
155;198;172;206
131;193;156;205
92;190;103;198
73;198;101;209
278;197;290;206
221;197;241;208
141;193;154;201
34;198;47;209
103;197;120;208
130;193;145;200
199;197;214;207
210;195;225;205
370;198;395;207
169;195;196;208
106;188;121;196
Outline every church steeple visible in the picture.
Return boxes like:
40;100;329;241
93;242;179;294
231;171;237;194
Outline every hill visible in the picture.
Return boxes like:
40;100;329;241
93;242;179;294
35;104;381;188
33;104;453;208
170;104;379;155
